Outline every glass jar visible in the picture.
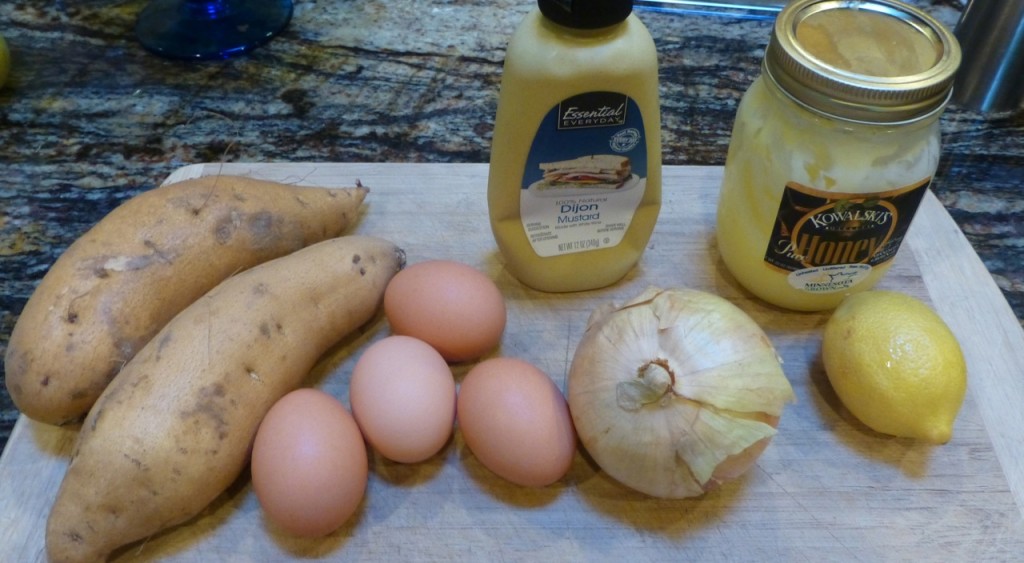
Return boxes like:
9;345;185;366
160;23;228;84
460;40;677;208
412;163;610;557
716;0;961;311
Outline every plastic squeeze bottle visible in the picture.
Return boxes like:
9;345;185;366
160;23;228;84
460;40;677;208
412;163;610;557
487;0;661;293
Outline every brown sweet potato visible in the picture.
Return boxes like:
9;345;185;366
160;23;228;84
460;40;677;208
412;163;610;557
5;175;368;425
45;235;405;563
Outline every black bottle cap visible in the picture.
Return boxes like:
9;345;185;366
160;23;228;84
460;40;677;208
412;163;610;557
538;0;634;29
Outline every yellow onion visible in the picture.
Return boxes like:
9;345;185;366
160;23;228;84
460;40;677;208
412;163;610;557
567;286;795;498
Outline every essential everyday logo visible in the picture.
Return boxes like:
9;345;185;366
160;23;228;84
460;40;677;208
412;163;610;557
558;92;628;129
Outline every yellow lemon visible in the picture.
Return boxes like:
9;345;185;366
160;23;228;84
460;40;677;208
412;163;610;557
822;290;966;443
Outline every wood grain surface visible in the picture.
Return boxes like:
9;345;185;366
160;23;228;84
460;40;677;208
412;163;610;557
1;163;1022;562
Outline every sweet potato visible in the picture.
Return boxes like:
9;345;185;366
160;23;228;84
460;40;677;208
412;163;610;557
5;175;368;425
45;235;405;563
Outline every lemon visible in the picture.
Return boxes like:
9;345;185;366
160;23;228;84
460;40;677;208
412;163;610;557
822;290;966;443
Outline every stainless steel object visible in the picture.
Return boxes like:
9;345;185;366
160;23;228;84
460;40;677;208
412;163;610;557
953;0;1024;113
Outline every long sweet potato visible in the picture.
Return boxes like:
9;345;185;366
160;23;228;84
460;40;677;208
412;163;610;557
6;175;368;424
45;235;405;563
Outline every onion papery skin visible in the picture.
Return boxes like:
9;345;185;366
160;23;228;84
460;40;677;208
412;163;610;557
567;286;795;499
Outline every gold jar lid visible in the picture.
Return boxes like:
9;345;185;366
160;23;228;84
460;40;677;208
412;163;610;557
764;0;961;123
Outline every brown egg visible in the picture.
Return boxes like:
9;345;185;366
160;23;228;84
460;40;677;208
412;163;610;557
457;357;577;487
251;388;367;538
350;335;456;463
383;260;506;362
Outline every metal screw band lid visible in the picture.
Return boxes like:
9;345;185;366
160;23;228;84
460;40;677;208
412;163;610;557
764;0;962;123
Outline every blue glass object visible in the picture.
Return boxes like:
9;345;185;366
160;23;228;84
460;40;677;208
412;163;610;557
136;0;294;60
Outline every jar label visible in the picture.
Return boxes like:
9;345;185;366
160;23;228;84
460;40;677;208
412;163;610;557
763;178;931;293
787;264;873;294
519;91;649;258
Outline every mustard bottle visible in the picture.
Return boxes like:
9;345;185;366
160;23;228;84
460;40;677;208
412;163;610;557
487;0;661;293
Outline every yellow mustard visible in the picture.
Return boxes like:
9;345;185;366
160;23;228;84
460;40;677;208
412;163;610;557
488;0;661;293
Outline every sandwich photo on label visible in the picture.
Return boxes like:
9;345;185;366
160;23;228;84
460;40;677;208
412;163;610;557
535;154;634;191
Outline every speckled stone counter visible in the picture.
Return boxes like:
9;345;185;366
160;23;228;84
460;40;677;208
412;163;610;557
1;0;1020;454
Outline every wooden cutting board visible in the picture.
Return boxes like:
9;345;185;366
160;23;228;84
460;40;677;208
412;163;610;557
2;163;1023;562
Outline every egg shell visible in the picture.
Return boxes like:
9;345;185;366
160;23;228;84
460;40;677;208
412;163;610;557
457;357;577;487
350;335;457;463
251;388;368;538
383;260;506;362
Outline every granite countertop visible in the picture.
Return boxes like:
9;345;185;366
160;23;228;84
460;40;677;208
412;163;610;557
0;0;1020;456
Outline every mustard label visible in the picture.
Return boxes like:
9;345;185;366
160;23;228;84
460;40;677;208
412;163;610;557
763;178;930;293
519;91;649;258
